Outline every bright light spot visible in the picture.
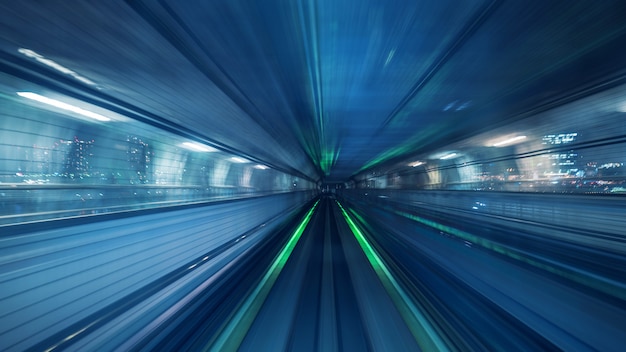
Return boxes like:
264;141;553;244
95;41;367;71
230;157;249;163
440;153;458;160
74;76;97;86
37;57;74;74
19;48;97;86
384;48;396;67
408;161;424;167
443;100;471;112
18;48;41;59
17;92;110;121
456;100;471;111
254;164;268;170
181;142;217;152
443;100;458;111
60;326;89;343
493;135;527;147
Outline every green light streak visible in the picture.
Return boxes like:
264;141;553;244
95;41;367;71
336;201;449;352
320;146;340;176
356;126;447;174
391;208;626;302
208;200;319;351
356;22;626;176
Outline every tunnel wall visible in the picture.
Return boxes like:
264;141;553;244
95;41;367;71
0;190;316;351
340;189;626;253
0;87;316;225
354;83;626;194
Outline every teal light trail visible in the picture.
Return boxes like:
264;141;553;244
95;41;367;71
391;208;626;302
208;200;319;351
336;201;450;352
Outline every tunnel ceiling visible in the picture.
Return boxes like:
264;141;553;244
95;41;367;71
2;0;626;183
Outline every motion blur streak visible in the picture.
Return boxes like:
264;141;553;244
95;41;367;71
209;200;319;351
337;200;449;351
391;208;626;302
2;1;626;351
340;191;626;350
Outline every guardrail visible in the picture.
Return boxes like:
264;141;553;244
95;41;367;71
0;183;316;225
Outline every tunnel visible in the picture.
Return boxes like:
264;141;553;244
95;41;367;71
1;1;626;351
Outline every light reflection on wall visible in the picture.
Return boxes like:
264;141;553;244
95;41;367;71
355;83;626;193
0;94;315;224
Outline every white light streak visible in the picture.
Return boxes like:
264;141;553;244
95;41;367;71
493;135;527;147
230;157;249;163
17;92;110;121
19;48;97;86
440;153;458;160
384;48;396;67
181;142;217;152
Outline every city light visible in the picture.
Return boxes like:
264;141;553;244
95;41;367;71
17;92;111;122
181;142;217;152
